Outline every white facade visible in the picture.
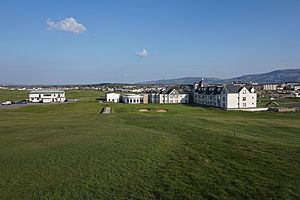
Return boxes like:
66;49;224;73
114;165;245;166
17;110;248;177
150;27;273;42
224;87;257;109
193;83;257;109
149;89;189;104
106;93;120;103
29;90;66;103
159;89;189;104
121;94;145;104
106;89;189;104
262;84;278;91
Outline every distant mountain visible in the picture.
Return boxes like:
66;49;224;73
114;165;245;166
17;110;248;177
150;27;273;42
219;69;300;84
140;77;221;85
138;69;300;84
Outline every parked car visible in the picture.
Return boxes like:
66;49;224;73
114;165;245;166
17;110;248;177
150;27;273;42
2;101;12;105
16;100;27;104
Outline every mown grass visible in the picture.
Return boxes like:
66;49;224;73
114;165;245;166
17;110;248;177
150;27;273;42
0;89;103;102
257;97;300;108
0;90;299;199
0;89;29;101
65;89;104;101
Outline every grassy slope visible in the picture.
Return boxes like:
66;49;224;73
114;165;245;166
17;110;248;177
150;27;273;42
0;90;299;199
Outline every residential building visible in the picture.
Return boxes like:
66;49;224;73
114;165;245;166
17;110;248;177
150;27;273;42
262;83;278;91
149;88;189;104
29;90;66;103
193;81;257;109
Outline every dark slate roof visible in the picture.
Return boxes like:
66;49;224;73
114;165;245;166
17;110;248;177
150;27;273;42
160;88;174;94
245;86;256;92
196;85;249;94
160;88;180;95
196;86;223;95
224;85;243;93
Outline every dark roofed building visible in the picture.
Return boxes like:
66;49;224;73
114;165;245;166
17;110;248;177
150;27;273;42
193;80;257;109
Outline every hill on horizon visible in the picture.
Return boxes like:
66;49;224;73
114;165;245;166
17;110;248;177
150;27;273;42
138;69;300;85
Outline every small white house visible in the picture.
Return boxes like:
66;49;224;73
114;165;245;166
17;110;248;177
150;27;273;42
105;93;121;103
29;90;66;103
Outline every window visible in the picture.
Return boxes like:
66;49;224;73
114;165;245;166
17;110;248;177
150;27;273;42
243;97;246;101
243;103;246;107
222;97;225;101
243;90;246;94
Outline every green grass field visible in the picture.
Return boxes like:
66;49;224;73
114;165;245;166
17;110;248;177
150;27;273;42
257;96;300;108
0;89;29;102
0;89;102;102
0;90;299;199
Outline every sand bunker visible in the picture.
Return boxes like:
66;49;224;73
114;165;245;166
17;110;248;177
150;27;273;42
139;109;150;112
156;109;168;113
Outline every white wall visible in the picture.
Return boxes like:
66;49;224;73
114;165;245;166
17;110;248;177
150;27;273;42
238;88;256;108
29;92;65;103
106;93;120;103
226;93;239;109
121;94;144;104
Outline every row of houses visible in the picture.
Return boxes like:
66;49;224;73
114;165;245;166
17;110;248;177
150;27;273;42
26;79;258;110
106;79;257;110
193;82;257;109
106;88;189;104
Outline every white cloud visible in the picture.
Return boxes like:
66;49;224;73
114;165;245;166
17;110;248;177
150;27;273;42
47;17;87;34
136;48;148;58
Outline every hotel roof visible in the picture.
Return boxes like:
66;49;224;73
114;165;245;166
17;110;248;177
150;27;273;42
30;90;65;94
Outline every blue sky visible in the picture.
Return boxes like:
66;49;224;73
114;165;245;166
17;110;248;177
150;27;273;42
0;0;300;84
